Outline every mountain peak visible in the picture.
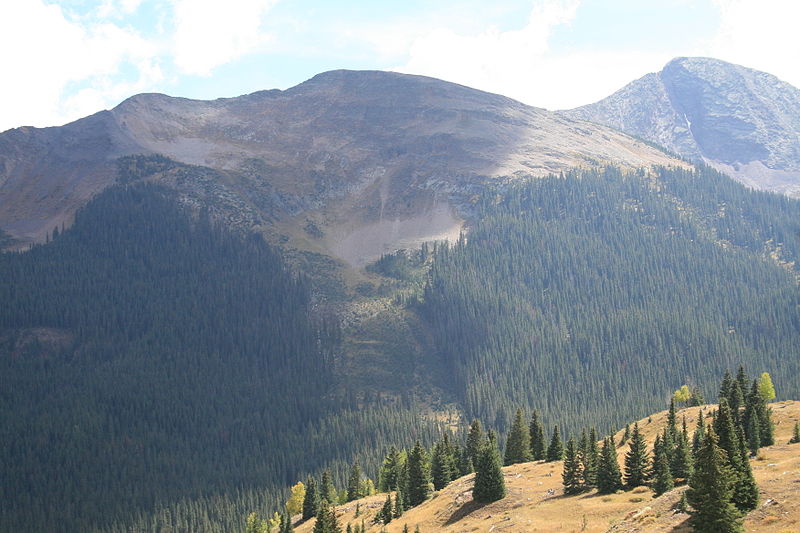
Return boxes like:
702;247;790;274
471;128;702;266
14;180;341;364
564;57;800;196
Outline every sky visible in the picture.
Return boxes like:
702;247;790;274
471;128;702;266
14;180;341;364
1;0;798;132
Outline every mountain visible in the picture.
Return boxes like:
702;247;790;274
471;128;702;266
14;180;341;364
0;70;680;262
563;57;800;197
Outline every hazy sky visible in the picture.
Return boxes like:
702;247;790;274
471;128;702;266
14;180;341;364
1;0;798;132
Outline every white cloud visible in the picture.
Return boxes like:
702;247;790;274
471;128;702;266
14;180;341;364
171;0;277;76
0;0;161;131
709;0;800;87
388;0;671;110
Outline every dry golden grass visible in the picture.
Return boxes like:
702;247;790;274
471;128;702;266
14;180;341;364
294;400;800;533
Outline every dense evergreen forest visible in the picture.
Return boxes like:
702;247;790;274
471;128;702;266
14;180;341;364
418;165;800;433
2;163;799;532
0;184;440;533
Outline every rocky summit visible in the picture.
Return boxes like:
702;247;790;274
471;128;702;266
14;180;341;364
563;57;800;197
0;70;679;261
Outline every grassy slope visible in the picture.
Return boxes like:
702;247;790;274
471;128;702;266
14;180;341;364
295;401;800;533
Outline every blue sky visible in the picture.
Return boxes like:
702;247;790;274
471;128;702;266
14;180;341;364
1;0;798;132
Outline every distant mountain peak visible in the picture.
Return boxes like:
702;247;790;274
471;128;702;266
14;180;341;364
563;56;800;196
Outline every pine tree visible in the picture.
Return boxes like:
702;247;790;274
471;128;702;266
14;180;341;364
620;424;630;446
302;476;319;521
735;366;749;401
562;438;585;495
347;462;362;502
597;437;623;494
546;425;564;462
624;423;650;489
692;411;706;458
529;409;547;460
473;438;506;503
281;512;294;533
789;422;800;444
466;420;484;465
687;429;742;533
667;399;677;439
652;435;674;496
321;471;337;506
672;419;693;482
431;439;454;490
582;427;599;488
504;408;532;465
380;495;393;525
458;447;474;475
393;492;404;518
714;398;758;512
719;370;733;404
407;441;431;507
313;500;341;533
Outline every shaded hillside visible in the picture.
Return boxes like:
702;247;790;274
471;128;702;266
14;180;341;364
564;57;800;196
0;70;681;262
418;166;800;433
294;400;800;533
0;184;441;533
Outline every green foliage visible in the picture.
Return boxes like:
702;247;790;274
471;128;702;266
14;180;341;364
529;410;547;461
672;385;692;404
546;425;564;462
789;422;800;444
687;430;743;533
624;423;650;489
347;463;363;502
472;437;506;503
652;435;674;496
561;438;586;495
503;408;532;465
596;437;622;494
407;442;431;507
303;477;320;521
418;167;800;435
313;500;341;533
466;420;485;466
758;373;776;402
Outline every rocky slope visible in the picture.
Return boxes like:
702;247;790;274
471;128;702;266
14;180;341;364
564;57;800;197
0;70;681;263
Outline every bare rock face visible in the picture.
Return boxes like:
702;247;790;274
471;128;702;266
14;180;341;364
0;70;681;262
564;57;800;197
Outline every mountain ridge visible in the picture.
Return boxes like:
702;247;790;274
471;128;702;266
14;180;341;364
563;57;800;197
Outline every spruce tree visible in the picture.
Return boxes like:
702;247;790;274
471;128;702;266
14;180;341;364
562;438;585;495
692;412;706;458
546;425;564;462
313;500;341;533
320;471;337;506
672;420;693;482
620;424;630;446
529;409;547;460
459;447;474;475
282;512;294;533
380;495;393;525
582;427;599;488
623;423;650;489
597;437;623;494
790;422;800;444
466;420;484;465
407;441;431;507
652;435;674;496
504;408;532;465
473;438;506;503
347;462;362;502
393;492;404;518
302;476;319;521
431;439;454;490
687;430;742;533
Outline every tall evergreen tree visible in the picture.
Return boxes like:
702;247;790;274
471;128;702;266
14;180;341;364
582;427;600;488
692;411;706;458
346;463;362;502
313;500;341;533
473;438;506;503
652;435;674;496
407;441;431;507
672;419;693;481
620;424;630;446
623;423;650;489
597;437;623;494
466;420;485;466
789;422;800;444
547;425;564;462
458;447;474;475
529;410;547;460
687;430;743;533
302;476;320;521
562;438;585;495
504;408;532;465
320;471;337;506
379;495;393;525
431;439;456;490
